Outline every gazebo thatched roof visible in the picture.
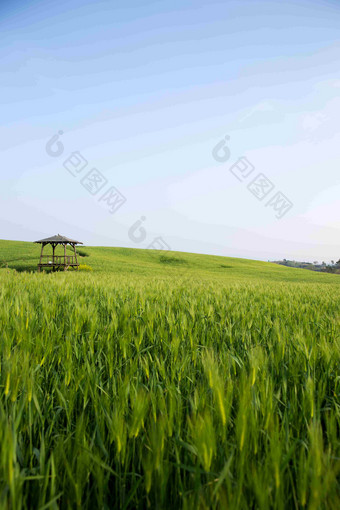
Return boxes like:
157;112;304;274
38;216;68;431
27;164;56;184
34;234;83;245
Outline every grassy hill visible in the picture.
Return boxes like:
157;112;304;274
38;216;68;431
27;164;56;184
0;238;339;284
0;239;339;509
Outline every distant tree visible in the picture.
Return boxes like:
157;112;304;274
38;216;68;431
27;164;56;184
331;260;335;265
313;261;318;265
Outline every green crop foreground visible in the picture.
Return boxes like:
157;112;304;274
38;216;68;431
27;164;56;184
0;240;339;509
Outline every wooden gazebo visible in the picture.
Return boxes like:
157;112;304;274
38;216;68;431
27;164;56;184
35;234;83;272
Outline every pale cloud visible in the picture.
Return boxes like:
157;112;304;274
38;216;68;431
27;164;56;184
238;101;275;121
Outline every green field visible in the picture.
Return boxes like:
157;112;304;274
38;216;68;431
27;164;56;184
0;239;339;509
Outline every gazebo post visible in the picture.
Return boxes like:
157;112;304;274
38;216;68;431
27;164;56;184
73;243;79;269
38;243;45;272
64;243;67;270
52;243;56;266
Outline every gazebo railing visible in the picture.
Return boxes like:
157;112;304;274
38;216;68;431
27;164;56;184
39;255;77;265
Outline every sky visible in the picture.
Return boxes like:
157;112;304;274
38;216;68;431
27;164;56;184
1;0;339;262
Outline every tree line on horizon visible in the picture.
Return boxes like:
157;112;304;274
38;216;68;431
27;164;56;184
274;258;340;274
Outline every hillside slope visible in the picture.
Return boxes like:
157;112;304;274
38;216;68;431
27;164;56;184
0;239;339;285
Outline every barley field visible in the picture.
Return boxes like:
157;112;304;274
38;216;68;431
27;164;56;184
0;240;339;509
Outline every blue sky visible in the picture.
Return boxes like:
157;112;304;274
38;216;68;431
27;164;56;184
1;0;340;261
